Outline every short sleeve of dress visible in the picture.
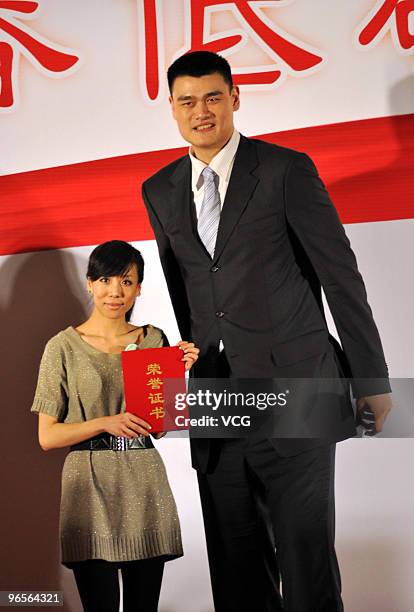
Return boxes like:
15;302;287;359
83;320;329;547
161;330;169;347
145;325;169;348
30;335;68;420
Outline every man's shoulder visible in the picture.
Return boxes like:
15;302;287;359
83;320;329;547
246;135;308;164
143;154;189;194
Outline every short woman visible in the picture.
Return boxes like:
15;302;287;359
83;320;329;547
31;240;199;612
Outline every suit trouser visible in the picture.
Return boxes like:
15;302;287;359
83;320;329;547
197;437;343;612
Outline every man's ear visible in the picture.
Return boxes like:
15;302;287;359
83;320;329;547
169;95;177;120
232;86;240;112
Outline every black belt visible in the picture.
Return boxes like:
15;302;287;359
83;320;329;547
70;433;154;452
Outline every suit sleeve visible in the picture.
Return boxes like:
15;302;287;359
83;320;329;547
142;182;192;341
285;153;390;398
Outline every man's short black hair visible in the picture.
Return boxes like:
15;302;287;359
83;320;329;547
167;51;233;94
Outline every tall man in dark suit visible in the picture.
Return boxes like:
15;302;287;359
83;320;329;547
142;51;392;612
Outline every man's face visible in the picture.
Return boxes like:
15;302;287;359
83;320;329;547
169;72;240;155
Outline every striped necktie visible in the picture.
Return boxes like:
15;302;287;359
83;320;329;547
197;166;221;258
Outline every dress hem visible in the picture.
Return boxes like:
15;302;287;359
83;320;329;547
61;529;183;565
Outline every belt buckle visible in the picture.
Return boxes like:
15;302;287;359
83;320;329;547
111;436;127;451
108;435;149;450
129;435;148;449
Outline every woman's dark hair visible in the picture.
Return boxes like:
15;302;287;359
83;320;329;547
167;51;233;94
87;241;144;321
87;240;144;283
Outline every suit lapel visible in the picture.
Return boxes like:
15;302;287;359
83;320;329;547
169;135;260;263
213;135;259;263
169;156;211;259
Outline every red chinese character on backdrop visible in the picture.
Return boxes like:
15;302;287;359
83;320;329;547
0;1;80;110
141;0;324;102
357;0;414;53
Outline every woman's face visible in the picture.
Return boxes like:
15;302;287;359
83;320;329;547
87;264;141;320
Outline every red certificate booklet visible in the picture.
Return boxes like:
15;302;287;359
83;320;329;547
121;346;188;433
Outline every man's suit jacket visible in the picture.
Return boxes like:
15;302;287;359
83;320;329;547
142;134;390;472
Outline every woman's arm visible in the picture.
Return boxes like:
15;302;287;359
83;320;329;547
38;412;152;451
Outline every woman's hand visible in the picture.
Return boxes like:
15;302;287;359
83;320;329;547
104;412;152;438
176;341;200;370
152;431;167;440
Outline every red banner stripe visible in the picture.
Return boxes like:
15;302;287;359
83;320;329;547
1;113;413;255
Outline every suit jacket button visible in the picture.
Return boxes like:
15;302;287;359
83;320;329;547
216;311;225;318
211;266;220;272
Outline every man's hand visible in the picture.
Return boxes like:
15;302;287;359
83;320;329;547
356;393;392;435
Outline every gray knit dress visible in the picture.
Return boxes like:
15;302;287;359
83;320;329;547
31;325;183;566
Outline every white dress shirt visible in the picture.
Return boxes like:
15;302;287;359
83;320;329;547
188;129;241;353
189;129;240;217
